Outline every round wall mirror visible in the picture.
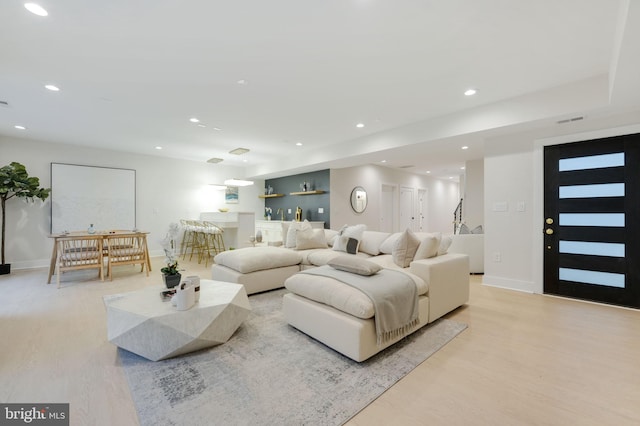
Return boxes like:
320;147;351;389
350;186;368;213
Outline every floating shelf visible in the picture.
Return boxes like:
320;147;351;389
289;190;325;195
258;193;285;198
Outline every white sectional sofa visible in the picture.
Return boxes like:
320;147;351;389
212;224;470;361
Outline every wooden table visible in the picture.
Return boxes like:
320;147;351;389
47;230;152;284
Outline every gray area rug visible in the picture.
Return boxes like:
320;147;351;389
120;289;467;426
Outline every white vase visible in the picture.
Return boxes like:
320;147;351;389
175;283;196;311
256;230;263;243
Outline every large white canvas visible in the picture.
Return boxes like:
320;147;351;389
51;163;136;233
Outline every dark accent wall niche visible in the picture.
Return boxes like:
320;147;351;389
264;170;330;228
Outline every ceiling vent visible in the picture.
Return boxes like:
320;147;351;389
557;116;585;124
207;157;224;164
0;100;9;107
229;147;250;155
399;165;414;169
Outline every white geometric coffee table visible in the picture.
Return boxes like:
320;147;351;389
103;280;251;361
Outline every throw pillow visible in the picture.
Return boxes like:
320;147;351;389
332;224;366;253
458;223;470;234
392;228;421;268
413;232;442;260
438;234;453;255
328;255;382;276
333;235;360;254
324;229;339;247
285;220;311;248
359;231;392;256
379;232;402;254
471;225;484;234
295;228;328;250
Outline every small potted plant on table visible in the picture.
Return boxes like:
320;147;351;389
161;223;181;288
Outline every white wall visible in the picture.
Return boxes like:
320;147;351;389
483;137;535;292
330;165;459;233
463;158;484;228
0;136;264;269
482;110;640;293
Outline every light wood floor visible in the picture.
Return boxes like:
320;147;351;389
1;259;639;426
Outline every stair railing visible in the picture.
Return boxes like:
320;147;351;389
453;198;463;234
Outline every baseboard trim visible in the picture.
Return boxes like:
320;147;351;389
482;275;534;293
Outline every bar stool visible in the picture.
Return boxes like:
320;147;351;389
199;221;225;266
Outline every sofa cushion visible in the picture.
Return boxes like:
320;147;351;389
306;249;371;267
392;229;420;268
213;247;302;274
295;228;328;250
328;255;382;276
359;231;392;256
284;265;427;320
285;220;311;248
366;254;428;294
285;272;375;319
438;234;453;255
414;232;441;260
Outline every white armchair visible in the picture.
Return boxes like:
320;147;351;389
448;233;484;274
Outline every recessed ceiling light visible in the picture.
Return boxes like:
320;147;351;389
461;146;469;150
45;84;60;91
189;117;199;123
229;147;250;155
14;125;26;130
197;124;206;128
207;157;224;164
155;146;162;150
380;160;387;163
461;167;465;170
426;171;431;174
24;3;48;16
295;142;303;146
464;89;477;96
213;127;222;131
356;123;365;128
237;79;248;85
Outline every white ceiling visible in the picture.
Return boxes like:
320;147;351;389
1;0;638;180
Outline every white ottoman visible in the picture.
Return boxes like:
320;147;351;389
212;247;302;294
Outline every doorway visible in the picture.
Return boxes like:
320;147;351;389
399;186;415;232
543;133;640;308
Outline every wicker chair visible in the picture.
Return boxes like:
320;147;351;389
56;235;104;288
105;234;149;280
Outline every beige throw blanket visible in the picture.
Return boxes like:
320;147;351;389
300;266;419;346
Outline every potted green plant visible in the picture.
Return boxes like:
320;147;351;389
0;162;50;275
160;222;181;288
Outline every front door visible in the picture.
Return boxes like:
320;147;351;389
543;133;640;308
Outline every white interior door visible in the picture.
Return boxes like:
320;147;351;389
399;186;415;231
417;188;427;231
